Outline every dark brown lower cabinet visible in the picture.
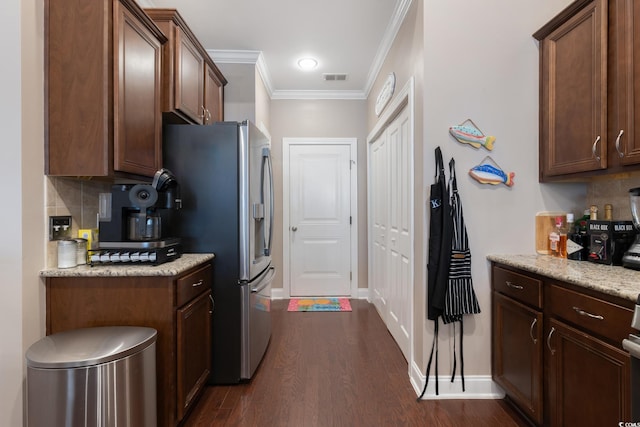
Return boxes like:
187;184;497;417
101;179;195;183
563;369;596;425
492;263;633;426
493;292;544;425
46;261;213;427
177;290;212;420
546;318;631;426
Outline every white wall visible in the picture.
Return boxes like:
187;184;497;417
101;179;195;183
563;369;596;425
418;0;585;392
1;0;47;425
0;0;25;423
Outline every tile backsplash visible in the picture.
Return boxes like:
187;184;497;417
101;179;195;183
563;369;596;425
46;177;111;267
44;171;640;267
586;172;640;221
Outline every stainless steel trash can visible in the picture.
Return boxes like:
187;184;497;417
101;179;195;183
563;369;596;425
25;326;157;427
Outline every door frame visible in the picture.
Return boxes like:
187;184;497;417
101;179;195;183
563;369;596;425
282;137;359;299
366;77;415;370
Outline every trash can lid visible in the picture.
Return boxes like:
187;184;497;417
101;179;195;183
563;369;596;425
26;326;157;369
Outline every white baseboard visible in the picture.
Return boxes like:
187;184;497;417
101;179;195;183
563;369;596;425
271;288;285;300
270;287;370;300
410;360;505;400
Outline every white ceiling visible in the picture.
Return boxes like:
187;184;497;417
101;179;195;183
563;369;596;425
144;0;410;99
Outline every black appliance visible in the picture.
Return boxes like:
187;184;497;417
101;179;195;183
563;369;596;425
163;120;275;384
623;187;640;269
623;295;640;421
93;169;182;265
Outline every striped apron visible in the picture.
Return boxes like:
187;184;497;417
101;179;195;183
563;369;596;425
443;158;480;323
442;158;481;392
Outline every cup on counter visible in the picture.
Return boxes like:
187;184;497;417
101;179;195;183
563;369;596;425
57;239;78;269
73;238;88;265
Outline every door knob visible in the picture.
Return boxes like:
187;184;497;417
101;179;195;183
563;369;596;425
291;226;298;232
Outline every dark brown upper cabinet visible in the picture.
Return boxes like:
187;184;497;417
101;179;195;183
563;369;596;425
145;9;227;125
534;0;640;181
45;0;166;178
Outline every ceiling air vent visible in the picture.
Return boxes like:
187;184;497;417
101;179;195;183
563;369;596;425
323;73;348;81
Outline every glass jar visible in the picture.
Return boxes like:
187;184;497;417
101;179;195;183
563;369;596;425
57;239;78;269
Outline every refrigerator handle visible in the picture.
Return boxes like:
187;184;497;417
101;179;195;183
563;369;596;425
251;266;276;293
261;147;274;256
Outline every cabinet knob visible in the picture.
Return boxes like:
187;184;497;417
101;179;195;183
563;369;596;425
291;226;298;232
529;318;538;344
546;326;556;355
506;281;523;290
615;129;625;158
572;306;604;321
591;135;602;161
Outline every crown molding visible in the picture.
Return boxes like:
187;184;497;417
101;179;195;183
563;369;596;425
207;49;274;96
363;0;413;98
270;90;367;101
207;0;413;101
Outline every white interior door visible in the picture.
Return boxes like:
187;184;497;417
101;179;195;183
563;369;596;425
289;144;352;296
368;106;412;361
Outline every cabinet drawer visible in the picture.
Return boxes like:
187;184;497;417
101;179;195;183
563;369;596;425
492;266;542;309
177;264;212;307
548;284;633;346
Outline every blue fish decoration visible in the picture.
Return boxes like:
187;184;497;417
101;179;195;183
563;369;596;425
469;159;514;187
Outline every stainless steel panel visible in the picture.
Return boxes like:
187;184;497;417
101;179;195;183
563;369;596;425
240;265;275;379
27;343;157;427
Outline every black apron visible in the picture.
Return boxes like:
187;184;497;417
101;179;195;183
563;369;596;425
426;146;452;321
419;147;453;399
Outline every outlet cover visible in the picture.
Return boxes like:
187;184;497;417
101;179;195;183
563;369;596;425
49;216;72;240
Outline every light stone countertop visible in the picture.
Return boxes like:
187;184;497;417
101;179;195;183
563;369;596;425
487;254;640;303
40;253;214;278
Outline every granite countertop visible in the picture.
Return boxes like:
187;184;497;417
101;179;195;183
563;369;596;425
40;253;215;278
487;254;640;302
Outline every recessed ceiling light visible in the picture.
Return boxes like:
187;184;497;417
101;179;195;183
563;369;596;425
297;57;318;71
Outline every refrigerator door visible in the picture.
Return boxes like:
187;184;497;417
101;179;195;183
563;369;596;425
242;121;272;281
241;265;275;379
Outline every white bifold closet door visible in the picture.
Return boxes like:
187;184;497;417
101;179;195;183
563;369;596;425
369;106;412;361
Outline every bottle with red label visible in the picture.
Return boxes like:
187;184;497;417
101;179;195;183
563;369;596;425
549;216;568;258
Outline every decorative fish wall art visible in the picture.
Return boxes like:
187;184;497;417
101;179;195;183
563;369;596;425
468;156;515;187
449;119;495;151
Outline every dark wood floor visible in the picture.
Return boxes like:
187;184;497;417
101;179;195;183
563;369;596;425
183;299;526;426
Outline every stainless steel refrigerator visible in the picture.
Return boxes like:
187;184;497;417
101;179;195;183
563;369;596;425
163;120;275;384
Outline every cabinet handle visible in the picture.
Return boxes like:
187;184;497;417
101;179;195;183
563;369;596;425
205;108;212;123
615;129;625;158
209;294;214;314
529;318;538;344
546;326;556;355
572;306;604;321
506;281;523;290
192;279;204;287
591;136;602;161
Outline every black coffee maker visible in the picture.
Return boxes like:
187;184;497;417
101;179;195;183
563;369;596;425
94;169;182;265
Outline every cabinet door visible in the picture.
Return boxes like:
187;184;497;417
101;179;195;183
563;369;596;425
611;0;640;165
539;0;608;179
174;27;205;124
176;290;212;420
546;318;630;426
204;63;224;124
492;292;544;425
114;1;163;176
